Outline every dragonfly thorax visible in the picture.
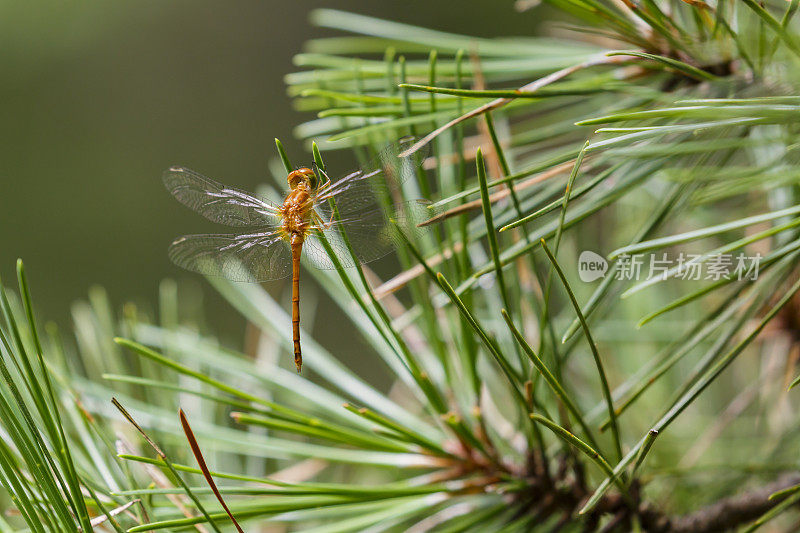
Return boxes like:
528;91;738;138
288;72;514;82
280;186;313;240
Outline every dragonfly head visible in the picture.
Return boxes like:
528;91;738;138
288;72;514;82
287;167;316;191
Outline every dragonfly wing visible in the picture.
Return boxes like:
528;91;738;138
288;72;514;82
303;201;430;270
302;234;358;270
168;232;292;282
163;167;280;227
313;136;429;217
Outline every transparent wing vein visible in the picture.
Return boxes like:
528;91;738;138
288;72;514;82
163;167;280;227
168;232;292;281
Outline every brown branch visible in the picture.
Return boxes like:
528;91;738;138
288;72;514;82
370;240;463;300
512;451;800;533
639;473;800;533
419;158;583;227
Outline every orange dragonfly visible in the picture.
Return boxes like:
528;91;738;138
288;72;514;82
163;137;428;372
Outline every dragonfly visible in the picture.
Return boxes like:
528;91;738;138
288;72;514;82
163;137;429;372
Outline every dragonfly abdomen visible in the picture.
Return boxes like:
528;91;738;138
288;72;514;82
290;232;303;372
281;182;313;373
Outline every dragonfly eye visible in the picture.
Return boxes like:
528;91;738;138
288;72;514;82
307;170;319;190
288;168;310;189
288;167;317;190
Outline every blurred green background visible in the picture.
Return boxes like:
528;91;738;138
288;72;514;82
0;0;540;344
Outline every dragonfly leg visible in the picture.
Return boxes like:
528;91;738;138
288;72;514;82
318;167;332;189
310;211;335;230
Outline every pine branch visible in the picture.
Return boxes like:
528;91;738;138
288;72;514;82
640;473;800;533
